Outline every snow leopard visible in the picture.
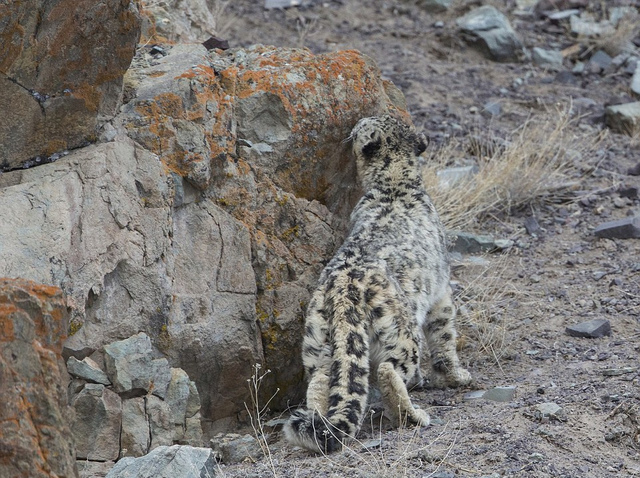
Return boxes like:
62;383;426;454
284;114;471;454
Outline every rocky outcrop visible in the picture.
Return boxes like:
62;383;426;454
0;278;78;478
66;333;204;471
0;0;141;171
0;40;406;432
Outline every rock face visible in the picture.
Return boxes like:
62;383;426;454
0;41;406;432
0;278;78;478
457;6;524;63
0;0;141;171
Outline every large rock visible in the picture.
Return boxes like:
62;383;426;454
72;383;122;461
0;278;78;478
0;44;410;431
105;445;216;478
0;0;141;171
104;333;171;399
457;6;524;63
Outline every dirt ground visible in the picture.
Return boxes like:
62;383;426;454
213;1;640;476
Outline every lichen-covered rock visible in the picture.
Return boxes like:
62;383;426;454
0;0;141;170
72;383;122;461
1;43;411;431
0;278;78;478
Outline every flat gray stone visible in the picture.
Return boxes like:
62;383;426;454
105;445;216;478
594;216;640;239
587;50;612;74
545;9;581;21
566;318;612;338
535;402;563;418
437;166;479;188
483;386;516;402
457;6;524;62
67;356;111;385
464;390;486;400
570;14;615;37
264;0;300;8
449;231;511;254
532;47;564;70
606;102;640;135
417;0;453;13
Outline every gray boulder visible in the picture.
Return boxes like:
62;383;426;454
104;333;171;399
72;384;122;461
105;445;216;478
457;6;524;62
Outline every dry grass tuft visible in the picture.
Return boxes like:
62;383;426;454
453;255;520;372
422;106;599;232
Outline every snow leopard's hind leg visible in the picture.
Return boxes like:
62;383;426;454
423;291;472;388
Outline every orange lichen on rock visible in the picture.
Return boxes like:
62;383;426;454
0;278;75;478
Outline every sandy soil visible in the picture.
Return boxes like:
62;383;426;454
212;1;640;476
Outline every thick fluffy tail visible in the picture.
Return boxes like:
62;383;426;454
285;268;371;453
283;409;344;453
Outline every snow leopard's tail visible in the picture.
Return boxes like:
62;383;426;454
284;268;371;453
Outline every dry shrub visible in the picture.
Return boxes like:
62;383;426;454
422;106;597;231
453;256;519;371
593;8;640;57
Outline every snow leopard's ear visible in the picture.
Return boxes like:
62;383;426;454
362;130;382;159
414;133;428;156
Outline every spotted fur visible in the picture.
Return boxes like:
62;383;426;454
284;115;471;453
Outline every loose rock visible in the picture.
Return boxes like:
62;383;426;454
565;318;612;338
210;433;264;464
67;356;111;385
417;0;453;13
457;6;524;63
532;47;564;70
594;216;640;239
605;102;640;135
483;386;517;402
105;445;216;478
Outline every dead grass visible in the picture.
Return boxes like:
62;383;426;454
422;106;599;232
593;7;640;57
453;255;520;373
